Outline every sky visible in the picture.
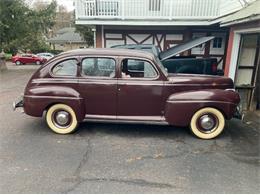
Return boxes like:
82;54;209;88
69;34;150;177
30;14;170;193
55;0;74;11
28;0;75;11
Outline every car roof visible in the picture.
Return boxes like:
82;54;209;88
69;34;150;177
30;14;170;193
59;48;156;61
111;44;154;48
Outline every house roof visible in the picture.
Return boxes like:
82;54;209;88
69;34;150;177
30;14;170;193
48;27;85;44
221;0;260;26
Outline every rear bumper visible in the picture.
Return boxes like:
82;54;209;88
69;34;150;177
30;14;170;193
13;97;24;111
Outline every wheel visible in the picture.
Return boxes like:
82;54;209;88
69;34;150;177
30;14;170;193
36;61;41;65
190;107;225;139
46;104;78;134
15;61;21;65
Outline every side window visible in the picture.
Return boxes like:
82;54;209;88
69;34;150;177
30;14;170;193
121;59;157;78
52;59;78;76
82;58;116;78
213;37;223;48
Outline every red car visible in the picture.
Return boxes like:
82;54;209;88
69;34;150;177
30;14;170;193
12;54;47;65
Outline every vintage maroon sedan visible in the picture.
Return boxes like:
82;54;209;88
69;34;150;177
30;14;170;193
12;54;47;65
13;49;241;139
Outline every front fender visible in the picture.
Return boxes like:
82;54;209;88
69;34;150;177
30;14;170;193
164;89;240;126
23;86;85;121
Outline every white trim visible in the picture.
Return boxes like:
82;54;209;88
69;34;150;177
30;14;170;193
228;33;241;80
75;20;218;26
234;27;260;34
101;25;104;48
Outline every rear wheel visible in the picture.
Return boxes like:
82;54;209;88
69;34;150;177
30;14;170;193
190;107;225;139
46;104;78;134
36;60;41;65
15;61;21;65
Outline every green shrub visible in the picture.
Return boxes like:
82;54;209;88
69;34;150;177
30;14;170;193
4;53;12;61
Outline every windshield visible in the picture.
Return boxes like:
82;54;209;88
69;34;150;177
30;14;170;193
155;57;168;77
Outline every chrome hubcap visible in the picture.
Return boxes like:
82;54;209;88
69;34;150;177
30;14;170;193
55;111;69;126
199;115;215;131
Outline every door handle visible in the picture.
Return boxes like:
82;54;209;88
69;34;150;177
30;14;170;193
118;88;121;91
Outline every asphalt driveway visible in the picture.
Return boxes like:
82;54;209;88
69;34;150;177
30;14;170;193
0;65;259;193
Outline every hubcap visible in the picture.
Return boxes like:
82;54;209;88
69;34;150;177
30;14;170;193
198;114;217;133
52;110;71;128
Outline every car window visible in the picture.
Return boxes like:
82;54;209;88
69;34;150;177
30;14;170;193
52;59;77;76
82;58;116;78
121;59;157;78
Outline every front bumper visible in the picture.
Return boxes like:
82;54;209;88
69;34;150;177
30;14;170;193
13;97;24;111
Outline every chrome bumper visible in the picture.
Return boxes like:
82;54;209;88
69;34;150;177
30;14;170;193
13;98;24;111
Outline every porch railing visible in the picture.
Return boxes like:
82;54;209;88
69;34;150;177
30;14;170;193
76;0;220;20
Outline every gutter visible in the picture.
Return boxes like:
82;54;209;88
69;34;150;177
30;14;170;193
220;14;260;27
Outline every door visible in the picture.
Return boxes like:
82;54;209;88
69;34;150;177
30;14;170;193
78;57;117;117
117;58;164;120
235;33;260;110
24;54;34;64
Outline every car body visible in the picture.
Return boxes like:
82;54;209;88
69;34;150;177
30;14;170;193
13;48;241;139
36;53;55;61
111;37;224;76
12;54;47;65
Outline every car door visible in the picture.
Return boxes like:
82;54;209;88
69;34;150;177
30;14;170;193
78;56;117;117
19;54;27;64
117;57;164;120
24;54;33;64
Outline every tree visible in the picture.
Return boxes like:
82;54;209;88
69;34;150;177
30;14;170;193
75;25;94;46
0;0;57;53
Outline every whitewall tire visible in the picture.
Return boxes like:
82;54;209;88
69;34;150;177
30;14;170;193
46;104;78;134
190;107;225;139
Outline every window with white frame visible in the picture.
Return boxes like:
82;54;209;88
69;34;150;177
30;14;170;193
213;37;223;48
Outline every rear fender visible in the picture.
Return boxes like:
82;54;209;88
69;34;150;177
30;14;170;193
164;89;240;126
23;86;85;121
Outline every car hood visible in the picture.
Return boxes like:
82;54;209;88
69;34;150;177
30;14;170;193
167;73;234;89
159;36;215;61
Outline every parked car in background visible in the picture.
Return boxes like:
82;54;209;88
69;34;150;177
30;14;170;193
11;54;47;65
111;36;224;76
13;48;241;139
36;52;54;61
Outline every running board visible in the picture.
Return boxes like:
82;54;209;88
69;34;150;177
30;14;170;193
84;115;168;125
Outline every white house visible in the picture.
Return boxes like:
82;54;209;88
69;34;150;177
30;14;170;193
75;0;255;69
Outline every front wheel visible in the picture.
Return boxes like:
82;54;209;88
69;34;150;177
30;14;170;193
190;107;225;139
36;61;41;65
15;61;21;65
46;104;78;134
